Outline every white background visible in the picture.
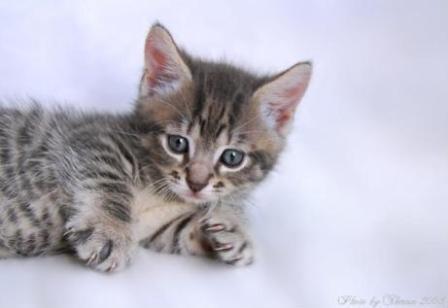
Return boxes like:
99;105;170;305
0;1;447;307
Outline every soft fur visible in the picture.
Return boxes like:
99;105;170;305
0;24;311;271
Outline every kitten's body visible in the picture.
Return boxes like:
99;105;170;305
0;105;251;268
0;108;145;257
0;24;311;271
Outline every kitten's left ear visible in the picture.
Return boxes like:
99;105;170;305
253;62;312;136
140;23;192;97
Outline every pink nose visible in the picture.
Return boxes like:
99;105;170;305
187;180;208;193
186;163;211;193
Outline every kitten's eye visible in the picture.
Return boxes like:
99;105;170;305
167;135;189;154
220;149;245;168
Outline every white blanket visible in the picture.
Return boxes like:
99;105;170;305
0;1;447;307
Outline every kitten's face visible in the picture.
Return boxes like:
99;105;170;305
135;24;311;205
144;88;279;205
157;115;271;204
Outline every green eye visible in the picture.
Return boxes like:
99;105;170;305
220;149;245;168
167;135;189;154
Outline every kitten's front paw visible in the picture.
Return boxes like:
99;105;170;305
66;225;135;272
199;218;254;266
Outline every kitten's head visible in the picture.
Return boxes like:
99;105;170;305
135;24;311;205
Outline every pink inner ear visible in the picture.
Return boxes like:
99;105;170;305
145;35;184;91
269;82;306;129
145;42;168;88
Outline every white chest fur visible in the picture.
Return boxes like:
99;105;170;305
131;187;197;241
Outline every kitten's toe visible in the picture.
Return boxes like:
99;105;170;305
106;261;118;272
82;237;134;272
226;240;254;266
212;242;233;252
202;223;226;232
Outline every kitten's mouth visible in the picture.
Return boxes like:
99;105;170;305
174;188;212;205
168;182;216;205
181;191;209;204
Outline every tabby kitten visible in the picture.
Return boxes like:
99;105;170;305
0;24;312;272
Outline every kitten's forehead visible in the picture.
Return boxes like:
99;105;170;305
182;58;267;145
188;60;262;103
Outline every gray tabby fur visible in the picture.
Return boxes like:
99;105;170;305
0;24;312;271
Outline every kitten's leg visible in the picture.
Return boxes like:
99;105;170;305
141;206;254;266
65;186;136;272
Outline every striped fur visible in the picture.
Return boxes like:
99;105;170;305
0;24;311;271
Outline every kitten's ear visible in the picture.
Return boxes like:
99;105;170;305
140;24;192;97
253;62;312;136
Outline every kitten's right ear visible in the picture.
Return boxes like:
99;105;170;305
139;24;192;97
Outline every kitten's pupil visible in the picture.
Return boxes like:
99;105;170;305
221;149;244;168
168;135;189;154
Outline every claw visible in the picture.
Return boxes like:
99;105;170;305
204;223;225;232
213;243;233;252
87;252;97;266
107;262;117;272
225;255;243;265
63;228;74;237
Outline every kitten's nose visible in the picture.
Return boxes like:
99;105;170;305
186;163;211;193
187;180;208;193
